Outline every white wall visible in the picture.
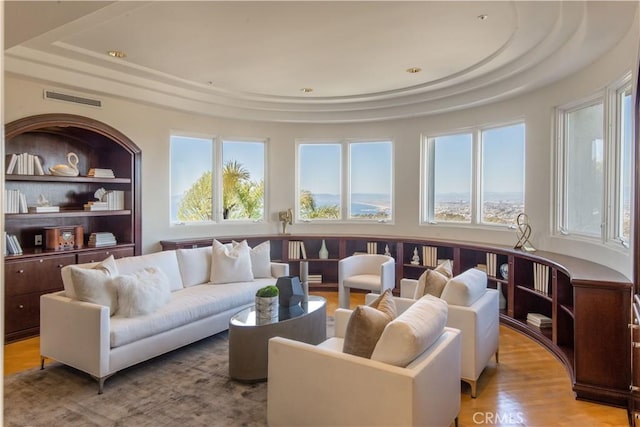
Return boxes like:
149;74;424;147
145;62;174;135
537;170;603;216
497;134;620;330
4;17;638;279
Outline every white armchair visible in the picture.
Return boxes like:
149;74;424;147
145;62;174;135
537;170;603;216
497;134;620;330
338;254;395;308
395;268;499;398
267;304;461;427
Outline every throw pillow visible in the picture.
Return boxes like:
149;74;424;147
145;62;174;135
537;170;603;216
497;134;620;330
234;240;271;278
176;245;212;287
68;255;119;315
371;294;448;367
435;259;453;279
114;267;171;317
342;305;393;358
413;269;449;299
210;239;254;284
367;289;397;319
342;289;397;358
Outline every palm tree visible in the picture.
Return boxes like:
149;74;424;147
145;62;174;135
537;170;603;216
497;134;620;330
222;160;250;219
299;189;340;219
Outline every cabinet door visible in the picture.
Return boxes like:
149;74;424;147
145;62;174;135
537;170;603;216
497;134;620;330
5;254;76;296
76;247;134;264
5;293;41;336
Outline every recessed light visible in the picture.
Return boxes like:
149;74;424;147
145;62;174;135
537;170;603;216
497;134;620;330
406;67;422;74
107;50;126;58
300;88;314;93
477;14;488;21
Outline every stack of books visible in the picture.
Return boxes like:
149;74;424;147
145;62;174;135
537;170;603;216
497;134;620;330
84;201;109;211
527;313;552;329
88;168;115;178
533;262;550;295
5;232;23;255
308;274;322;284
28;206;60;213
4;189;27;213
288;240;307;259
422;246;437;267
103;190;124;210
88;232;117;248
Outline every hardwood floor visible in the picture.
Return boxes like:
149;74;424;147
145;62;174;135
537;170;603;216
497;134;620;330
4;291;629;426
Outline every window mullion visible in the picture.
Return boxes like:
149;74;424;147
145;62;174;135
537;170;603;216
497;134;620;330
472;130;481;224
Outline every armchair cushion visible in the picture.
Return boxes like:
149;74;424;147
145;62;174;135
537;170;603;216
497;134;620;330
371;294;448;367
441;268;487;307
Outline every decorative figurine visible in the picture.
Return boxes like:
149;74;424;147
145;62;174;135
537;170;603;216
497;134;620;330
278;208;293;234
514;213;536;252
384;244;391;257
410;247;420;265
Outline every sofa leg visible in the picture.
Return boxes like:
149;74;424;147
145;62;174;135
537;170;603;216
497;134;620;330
495;349;499;364
40;356;46;370
469;380;477;398
91;374;113;394
454;416;459;427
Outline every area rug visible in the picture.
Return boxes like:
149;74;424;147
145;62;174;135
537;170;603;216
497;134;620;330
4;317;335;427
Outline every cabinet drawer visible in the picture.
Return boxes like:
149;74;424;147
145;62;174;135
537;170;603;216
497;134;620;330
5;254;75;297
76;247;134;264
5;293;41;335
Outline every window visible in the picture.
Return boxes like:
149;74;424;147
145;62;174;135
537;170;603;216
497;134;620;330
555;73;632;246
349;141;393;221
422;123;525;226
481;123;525;225
221;139;265;221
170;134;266;224
170;135;214;223
297;139;393;222
427;133;473;223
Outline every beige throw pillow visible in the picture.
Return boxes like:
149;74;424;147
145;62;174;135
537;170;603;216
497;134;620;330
69;255;119;315
210;239;254;284
342;289;397;358
413;269;449;299
114;267;171;317
434;259;453;279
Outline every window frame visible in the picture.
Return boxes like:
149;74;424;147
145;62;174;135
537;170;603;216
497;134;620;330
295;138;394;223
421;120;525;227
554;71;633;249
169;132;268;225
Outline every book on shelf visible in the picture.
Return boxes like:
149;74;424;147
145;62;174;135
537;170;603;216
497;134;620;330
526;312;552;328
299;241;307;259
88;168;115;178
6;154;17;174
486;252;497;277
4;189;28;213
84;201;109;211
5;233;23;255
307;274;323;284
104;190;125;210
28;206;60;213
88;232;117;247
34;156;45;175
422;246;437;267
288;240;301;259
533;262;550;294
367;241;378;254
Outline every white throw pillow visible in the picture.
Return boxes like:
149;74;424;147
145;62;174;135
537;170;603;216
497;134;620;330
68;255;119;315
114;267;171;317
371;294;448;367
248;240;271;278
210;239;254;284
176;246;213;287
440;268;487;307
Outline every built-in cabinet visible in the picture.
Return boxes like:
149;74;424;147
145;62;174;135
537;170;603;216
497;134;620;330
4;114;141;342
161;234;632;407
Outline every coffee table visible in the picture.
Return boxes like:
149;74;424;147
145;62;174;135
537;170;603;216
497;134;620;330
228;295;327;382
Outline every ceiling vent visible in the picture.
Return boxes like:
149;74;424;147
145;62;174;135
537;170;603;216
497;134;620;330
43;89;102;108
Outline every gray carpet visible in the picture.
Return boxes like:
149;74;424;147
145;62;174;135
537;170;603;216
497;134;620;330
5;318;335;427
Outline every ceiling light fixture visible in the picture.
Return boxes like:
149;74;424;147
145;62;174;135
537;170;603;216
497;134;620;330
107;50;126;58
477;14;488;21
300;88;314;93
406;67;422;74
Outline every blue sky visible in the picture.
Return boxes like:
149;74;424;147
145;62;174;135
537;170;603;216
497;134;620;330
298;141;392;194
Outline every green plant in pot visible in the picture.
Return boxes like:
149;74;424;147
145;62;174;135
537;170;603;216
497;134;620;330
255;285;279;324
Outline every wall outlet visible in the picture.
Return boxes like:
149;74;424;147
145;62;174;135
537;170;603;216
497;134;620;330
34;234;43;246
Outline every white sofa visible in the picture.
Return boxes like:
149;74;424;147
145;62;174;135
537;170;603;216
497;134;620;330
40;243;288;393
268;295;461;427
385;268;499;398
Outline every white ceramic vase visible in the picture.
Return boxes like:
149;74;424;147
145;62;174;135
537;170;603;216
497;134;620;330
319;239;329;259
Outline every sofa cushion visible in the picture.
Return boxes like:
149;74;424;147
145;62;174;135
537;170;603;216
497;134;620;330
176;246;212;287
63;255;119;300
249;241;272;278
371;294;448;367
414;269;449;299
114;267;172;317
109;278;274;348
68;255;119;315
116;251;183;292
211;239;254;284
440;268;487;307
342;290;397;358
